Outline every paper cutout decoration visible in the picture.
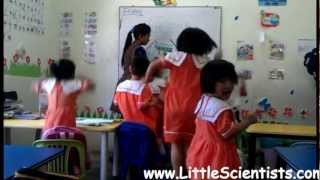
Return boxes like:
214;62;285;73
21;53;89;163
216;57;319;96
257;97;271;111
261;10;279;27
289;89;294;95
153;0;177;6
259;0;287;6
44;58;55;77
237;41;254;60
300;109;308;119
4;55;42;77
269;69;284;80
283;107;293;117
238;70;252;80
269;40;285;60
267;107;277;119
96;106;105;118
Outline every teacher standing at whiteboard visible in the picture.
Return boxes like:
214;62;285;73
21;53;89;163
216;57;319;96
119;23;151;82
110;23;151;112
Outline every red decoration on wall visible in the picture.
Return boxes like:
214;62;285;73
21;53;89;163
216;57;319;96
267;107;277;119
283;107;293;117
25;56;31;64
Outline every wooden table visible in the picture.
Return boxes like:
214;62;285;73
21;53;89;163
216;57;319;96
4;145;64;179
246;123;316;169
4;119;121;180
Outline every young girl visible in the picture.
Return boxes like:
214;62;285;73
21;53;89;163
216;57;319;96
145;27;217;174
33;59;93;131
111;23;151;113
114;56;160;133
186;60;257;179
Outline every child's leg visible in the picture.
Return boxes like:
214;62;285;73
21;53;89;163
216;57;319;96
171;141;191;177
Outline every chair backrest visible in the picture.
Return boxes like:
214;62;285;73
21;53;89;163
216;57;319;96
290;141;316;148
32;139;86;176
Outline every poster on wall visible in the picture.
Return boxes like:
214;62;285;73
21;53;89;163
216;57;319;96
261;10;280;27
297;39;316;56
269;40;285;60
59;39;71;59
60;12;73;36
236;41;254;61
268;68;285;80
259;0;287;6
4;55;42;77
83;12;97;64
4;0;45;36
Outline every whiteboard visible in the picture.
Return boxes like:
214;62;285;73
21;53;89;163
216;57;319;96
118;6;222;78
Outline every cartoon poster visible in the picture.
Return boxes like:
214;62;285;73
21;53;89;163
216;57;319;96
268;68;285;80
269;40;285;60
237;41;254;61
259;0;287;6
261;10;280;27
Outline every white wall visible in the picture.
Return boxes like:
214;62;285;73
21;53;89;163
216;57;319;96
4;0;317;151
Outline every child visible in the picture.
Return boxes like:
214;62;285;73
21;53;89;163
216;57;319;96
113;56;159;134
186;60;257;179
114;56;163;179
33;59;93;131
111;23;151;113
145;27;217;174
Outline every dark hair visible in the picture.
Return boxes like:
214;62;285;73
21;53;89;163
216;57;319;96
177;27;217;55
201;59;238;94
121;23;151;67
131;56;150;77
50;59;75;81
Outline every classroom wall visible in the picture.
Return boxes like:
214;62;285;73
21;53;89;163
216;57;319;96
4;0;57;145
4;0;316;151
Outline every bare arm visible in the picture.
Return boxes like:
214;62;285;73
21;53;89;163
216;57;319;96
144;59;165;83
222;113;257;139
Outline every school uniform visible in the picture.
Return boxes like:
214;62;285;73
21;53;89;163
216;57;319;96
186;95;240;180
41;79;87;131
114;79;157;133
160;51;208;143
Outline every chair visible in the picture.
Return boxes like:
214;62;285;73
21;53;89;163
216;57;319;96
32;139;86;178
117;122;158;180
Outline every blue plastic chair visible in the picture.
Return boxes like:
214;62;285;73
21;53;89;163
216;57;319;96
117;122;158;180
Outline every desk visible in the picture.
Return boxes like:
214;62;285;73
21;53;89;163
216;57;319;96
4;119;121;180
246;123;316;169
274;145;316;171
4;145;63;179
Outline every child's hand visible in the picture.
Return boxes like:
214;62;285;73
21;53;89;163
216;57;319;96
246;113;258;124
83;79;94;91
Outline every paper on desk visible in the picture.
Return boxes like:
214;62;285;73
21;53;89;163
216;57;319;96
76;117;114;126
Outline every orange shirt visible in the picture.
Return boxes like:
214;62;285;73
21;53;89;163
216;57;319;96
114;79;158;133
41;79;86;131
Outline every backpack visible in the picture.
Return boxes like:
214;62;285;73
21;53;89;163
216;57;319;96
304;48;316;79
